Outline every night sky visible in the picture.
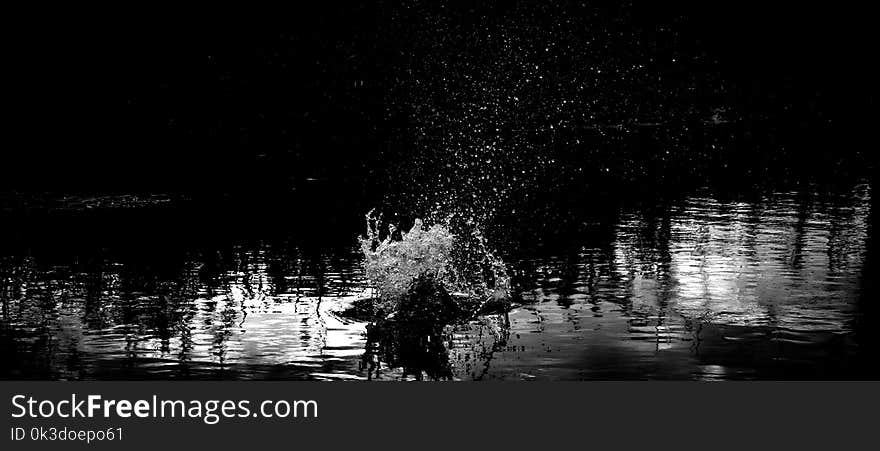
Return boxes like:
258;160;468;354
5;2;873;195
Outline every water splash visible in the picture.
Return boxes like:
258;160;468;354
359;210;510;314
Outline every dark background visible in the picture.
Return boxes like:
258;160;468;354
1;2;877;382
4;2;873;196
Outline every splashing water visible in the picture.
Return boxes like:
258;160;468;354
359;210;510;314
366;4;725;317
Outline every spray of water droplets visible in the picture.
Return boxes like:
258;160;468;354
378;2;723;219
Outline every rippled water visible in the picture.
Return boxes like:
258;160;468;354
0;184;874;380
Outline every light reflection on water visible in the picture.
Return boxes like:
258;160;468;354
0;184;873;379
1;245;371;380
486;185;871;380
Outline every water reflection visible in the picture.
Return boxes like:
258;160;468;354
0;183;874;379
498;184;871;380
0;241;369;379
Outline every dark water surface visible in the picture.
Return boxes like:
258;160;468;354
0;183;874;380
